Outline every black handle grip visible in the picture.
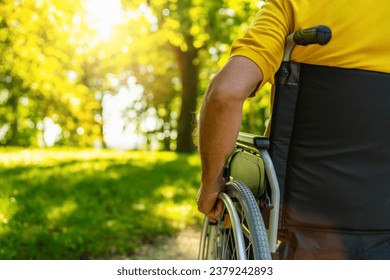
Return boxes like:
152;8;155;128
293;25;332;46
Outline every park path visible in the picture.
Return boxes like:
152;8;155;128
128;226;201;260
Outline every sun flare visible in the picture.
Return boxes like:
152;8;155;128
84;0;124;40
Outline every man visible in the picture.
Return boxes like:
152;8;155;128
197;0;390;259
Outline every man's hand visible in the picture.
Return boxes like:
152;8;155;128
197;182;225;223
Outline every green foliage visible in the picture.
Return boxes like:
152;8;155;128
0;0;102;147
0;0;267;150
0;148;202;259
241;83;271;135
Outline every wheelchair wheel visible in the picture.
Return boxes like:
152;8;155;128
198;180;271;260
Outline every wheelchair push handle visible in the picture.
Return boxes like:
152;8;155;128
283;25;332;61
293;25;332;46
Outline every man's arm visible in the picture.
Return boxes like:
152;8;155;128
197;56;263;222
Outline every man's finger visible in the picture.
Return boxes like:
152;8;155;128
206;198;224;222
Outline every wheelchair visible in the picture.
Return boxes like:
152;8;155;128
199;23;390;259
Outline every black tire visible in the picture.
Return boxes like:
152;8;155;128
198;180;271;260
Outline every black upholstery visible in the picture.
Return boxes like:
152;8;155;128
270;63;390;243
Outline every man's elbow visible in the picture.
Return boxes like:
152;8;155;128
205;77;247;108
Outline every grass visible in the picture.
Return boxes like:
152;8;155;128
0;147;203;259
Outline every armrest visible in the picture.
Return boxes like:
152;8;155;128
237;132;270;150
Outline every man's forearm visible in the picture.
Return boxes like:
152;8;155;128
199;94;243;189
197;84;244;221
197;56;263;221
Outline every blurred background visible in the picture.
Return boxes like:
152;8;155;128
0;0;270;259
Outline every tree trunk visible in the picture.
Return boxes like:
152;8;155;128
175;46;199;153
7;90;19;146
97;100;107;149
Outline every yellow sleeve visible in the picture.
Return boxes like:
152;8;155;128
230;0;293;88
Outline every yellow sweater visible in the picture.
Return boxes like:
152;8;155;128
231;0;390;87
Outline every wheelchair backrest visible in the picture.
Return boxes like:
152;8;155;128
270;63;390;232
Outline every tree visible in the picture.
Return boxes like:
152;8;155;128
121;0;263;152
0;0;267;149
0;0;97;146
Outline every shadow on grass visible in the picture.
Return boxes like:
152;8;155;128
0;150;202;259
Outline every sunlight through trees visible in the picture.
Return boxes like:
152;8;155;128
0;0;268;151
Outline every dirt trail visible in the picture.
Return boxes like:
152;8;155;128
128;226;201;260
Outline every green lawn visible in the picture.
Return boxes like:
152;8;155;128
0;148;202;259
